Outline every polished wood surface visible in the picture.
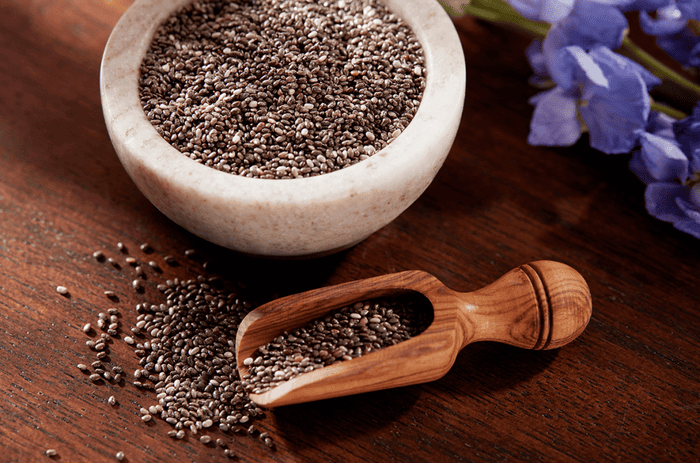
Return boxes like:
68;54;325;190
1;1;699;462
237;261;592;408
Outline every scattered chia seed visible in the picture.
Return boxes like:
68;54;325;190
241;294;432;394
139;0;426;179
81;242;278;455
117;242;127;253
56;286;69;295
45;449;58;458
93;250;105;261
116;450;125;460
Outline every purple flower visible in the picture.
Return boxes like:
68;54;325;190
542;1;628;89
655;28;700;67
528;46;660;154
645;183;700;237
638;6;700;67
639;6;686;35
630;106;700;238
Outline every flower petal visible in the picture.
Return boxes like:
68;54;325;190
637;131;689;181
645;182;690;222
527;87;582;146
673;103;700;158
673;218;700;238
590;45;661;89
526;39;548;77
639;9;687;36
550;45;608;90
677;0;700;21
629;151;656;184
580;49;651;154
655;27;700;66
617;0;673;10
507;0;575;22
689;151;700;174
539;0;576;22
541;2;629;89
646;110;677;140
560;1;628;50
674;194;700;237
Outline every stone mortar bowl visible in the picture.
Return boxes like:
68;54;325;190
100;0;466;258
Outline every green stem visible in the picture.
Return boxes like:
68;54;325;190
439;0;548;39
650;101;688;120
621;37;700;100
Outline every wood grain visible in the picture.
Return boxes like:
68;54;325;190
1;1;699;462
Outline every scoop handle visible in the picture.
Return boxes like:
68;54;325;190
456;261;592;350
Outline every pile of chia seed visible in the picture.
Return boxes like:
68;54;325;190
241;293;433;394
139;0;426;179
77;243;272;459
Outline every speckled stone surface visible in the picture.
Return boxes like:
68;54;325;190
100;0;465;257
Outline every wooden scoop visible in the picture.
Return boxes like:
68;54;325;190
236;260;592;408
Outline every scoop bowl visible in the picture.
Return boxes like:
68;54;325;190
236;261;593;407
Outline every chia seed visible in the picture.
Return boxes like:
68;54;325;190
241;293;432;394
139;0;426;179
81;242;278;451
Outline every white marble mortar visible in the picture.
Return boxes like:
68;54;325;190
100;0;465;257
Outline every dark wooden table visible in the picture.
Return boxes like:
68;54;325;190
1;1;699;462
